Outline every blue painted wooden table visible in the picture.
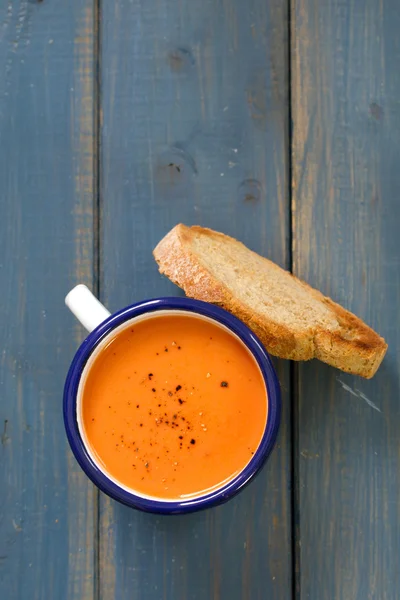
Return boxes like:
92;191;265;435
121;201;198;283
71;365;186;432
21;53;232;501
1;1;399;598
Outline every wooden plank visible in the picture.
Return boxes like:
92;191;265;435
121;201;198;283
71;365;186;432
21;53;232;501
100;0;291;598
0;1;96;598
292;1;400;598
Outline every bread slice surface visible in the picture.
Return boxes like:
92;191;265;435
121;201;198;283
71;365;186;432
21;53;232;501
153;224;387;378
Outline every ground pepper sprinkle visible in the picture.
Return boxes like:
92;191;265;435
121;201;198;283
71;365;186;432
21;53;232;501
221;381;229;387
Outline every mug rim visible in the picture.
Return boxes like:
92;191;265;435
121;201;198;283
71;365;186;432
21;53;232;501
63;297;281;514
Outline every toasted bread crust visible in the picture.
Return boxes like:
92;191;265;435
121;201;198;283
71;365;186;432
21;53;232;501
153;224;387;378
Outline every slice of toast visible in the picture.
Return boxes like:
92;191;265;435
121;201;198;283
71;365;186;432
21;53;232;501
153;224;387;378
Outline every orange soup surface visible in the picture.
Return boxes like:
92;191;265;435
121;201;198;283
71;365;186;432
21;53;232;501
81;314;267;499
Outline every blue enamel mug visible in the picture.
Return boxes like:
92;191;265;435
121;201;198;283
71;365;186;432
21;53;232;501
64;285;281;514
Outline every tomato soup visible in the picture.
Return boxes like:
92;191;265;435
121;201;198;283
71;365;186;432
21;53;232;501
79;313;267;500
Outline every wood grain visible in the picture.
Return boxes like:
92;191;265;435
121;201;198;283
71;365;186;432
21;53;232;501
100;0;291;598
0;1;96;598
292;0;400;598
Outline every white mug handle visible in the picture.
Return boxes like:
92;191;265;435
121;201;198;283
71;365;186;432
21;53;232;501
65;284;111;333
